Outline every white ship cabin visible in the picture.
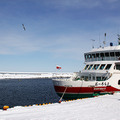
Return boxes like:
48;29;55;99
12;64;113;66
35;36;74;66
84;44;120;62
75;42;120;82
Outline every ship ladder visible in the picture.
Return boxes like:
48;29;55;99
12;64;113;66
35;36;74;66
59;87;67;103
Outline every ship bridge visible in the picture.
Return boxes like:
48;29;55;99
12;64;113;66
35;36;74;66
84;45;120;62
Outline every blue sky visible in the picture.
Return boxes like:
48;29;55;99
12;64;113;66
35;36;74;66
0;0;120;72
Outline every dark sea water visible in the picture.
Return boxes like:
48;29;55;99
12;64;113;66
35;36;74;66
0;78;60;109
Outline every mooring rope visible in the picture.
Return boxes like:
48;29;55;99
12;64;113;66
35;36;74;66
59;86;67;103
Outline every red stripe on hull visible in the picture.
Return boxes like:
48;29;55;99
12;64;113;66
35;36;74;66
54;86;120;94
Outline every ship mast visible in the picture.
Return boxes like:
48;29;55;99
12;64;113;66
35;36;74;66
103;33;106;47
91;39;95;48
118;34;120;45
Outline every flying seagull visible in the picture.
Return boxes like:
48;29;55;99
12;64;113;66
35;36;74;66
22;24;26;31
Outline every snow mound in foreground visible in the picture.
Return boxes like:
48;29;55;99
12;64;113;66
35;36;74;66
0;93;120;120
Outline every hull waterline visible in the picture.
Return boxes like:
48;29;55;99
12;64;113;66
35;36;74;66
54;85;118;99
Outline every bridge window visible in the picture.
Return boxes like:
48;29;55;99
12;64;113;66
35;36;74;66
92;54;96;58
115;52;120;57
105;52;109;57
99;64;105;70
88;54;92;58
85;54;89;59
96;53;99;57
84;65;89;70
92;64;100;70
100;53;104;57
105;64;112;70
110;52;114;57
88;64;93;70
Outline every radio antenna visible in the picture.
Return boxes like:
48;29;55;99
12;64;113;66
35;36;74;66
103;33;106;47
91;39;95;48
99;33;101;47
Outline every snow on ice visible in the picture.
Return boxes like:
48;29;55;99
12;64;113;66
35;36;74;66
0;72;73;79
0;93;120;120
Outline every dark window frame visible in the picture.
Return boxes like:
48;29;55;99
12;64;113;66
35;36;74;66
99;64;106;70
118;80;120;85
105;64;112;70
110;52;114;57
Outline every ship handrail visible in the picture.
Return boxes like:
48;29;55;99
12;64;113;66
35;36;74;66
112;72;120;74
52;78;72;81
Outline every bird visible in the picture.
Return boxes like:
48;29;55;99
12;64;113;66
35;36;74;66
22;24;26;31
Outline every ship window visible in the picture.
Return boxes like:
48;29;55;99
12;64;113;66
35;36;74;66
84;76;88;81
102;77;106;81
88;64;93;70
85;54;88;59
80;76;84;80
86;54;88;59
93;76;95;80
105;64;112;70
105;52;109;57
110;52;114;57
88;76;91;81
99;64;105;70
88;54;92;58
115;52;120;57
92;64;99;70
96;53;99;57
116;64;120;70
96;77;102;81
118;80;120;85
92;54;96;58
100;53;104;57
84;65;89;70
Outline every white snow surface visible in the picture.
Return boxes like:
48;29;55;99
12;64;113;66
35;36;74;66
0;93;120;120
0;72;73;79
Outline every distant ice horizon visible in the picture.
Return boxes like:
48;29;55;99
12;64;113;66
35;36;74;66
0;72;74;79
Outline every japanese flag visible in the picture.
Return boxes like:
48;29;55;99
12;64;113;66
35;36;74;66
56;66;62;70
